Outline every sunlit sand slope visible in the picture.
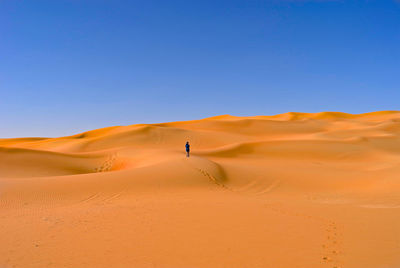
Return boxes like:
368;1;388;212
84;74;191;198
1;111;400;268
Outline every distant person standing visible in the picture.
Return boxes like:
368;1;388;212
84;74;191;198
185;141;190;157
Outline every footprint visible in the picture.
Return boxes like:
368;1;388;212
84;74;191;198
94;154;118;173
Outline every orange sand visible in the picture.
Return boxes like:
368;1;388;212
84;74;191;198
1;111;400;268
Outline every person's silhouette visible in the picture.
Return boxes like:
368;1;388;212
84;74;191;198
185;141;190;157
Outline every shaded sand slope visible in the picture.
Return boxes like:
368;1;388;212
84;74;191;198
1;111;400;268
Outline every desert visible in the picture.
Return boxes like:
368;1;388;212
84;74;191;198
1;111;400;268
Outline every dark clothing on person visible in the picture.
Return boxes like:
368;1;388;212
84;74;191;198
186;142;190;157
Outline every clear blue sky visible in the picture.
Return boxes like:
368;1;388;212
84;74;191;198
1;0;399;138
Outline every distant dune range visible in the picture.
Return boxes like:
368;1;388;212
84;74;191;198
1;111;400;268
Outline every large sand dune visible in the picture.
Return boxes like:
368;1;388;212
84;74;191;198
1;111;400;268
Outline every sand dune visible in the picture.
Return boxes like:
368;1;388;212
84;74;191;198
1;111;400;268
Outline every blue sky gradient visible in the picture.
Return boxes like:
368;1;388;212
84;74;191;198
1;0;399;137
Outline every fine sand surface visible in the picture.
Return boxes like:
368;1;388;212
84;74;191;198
1;111;400;268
